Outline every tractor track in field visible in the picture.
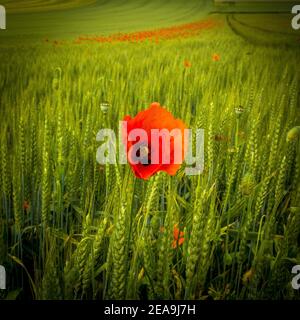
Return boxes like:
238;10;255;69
226;13;299;48
230;14;296;37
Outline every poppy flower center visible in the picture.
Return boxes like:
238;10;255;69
136;145;151;166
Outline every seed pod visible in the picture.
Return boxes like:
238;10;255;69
52;67;62;90
235;105;245;115
286;126;300;142
52;77;59;90
100;101;111;114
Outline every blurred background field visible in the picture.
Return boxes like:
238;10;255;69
0;0;298;44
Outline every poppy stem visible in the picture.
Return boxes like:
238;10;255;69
235;117;239;149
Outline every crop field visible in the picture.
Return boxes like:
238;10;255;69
0;0;299;300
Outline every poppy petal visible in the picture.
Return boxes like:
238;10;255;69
123;103;187;180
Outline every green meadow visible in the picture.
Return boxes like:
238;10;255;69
0;0;299;300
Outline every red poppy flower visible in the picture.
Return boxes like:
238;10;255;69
23;200;30;211
212;53;220;61
123;102;187;180
172;224;184;248
184;60;191;68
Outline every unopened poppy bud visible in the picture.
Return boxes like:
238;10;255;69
286;126;300;142
100;102;110;114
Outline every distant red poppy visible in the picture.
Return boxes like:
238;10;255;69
123;102;187;180
184;60;191;68
172;224;184;248
212;53;220;61
160;226;165;233
23;200;30;211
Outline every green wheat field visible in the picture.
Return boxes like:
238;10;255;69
0;0;299;300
